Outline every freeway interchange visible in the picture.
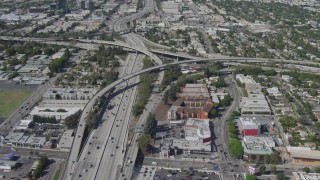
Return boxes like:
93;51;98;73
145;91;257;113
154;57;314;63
1;33;320;180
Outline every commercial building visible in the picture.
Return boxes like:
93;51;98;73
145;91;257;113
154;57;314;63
58;130;74;150
236;74;262;94
286;146;320;166
0;160;17;170
14;119;33;130
30;106;81;122
171;138;212;154
78;0;94;9
176;104;212;119
43;88;97;101
167;84;213;121
29;6;49;13
4;132;47;148
242;136;275;162
170;118;212;154
237;115;275;134
184;118;211;142
238;118;260;136
240;94;271;115
292;172;320;180
58;0;68;11
161;1;181;15
180;84;211;99
267;87;282;97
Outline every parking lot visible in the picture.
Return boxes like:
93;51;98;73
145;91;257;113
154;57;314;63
0;156;34;179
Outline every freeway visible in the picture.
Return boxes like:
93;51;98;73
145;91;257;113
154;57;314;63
109;0;155;32
1;36;320;67
67;53;143;180
118;34;165;180
120;73;165;180
94;54;143;180
64;55;320;179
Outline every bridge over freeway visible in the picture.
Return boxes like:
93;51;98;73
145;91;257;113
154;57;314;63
64;56;319;179
1;36;319;67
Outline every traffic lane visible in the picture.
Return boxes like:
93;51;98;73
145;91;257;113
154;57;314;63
0;146;69;159
73;54;140;179
96;56;141;179
143;157;219;170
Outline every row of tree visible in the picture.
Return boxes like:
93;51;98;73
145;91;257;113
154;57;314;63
132;58;157;116
33;115;58;124
160;65;182;90
162;74;204;103
138;113;157;152
228;111;244;158
32;156;50;179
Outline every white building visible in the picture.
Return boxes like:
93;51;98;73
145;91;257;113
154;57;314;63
282;75;292;82
30;106;81;122
267;87;282;97
236;74;261;94
15;119;33;130
240;94;271;115
184;118;211;142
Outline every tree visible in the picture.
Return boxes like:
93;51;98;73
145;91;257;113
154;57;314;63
270;152;282;164
264;154;270;164
144;113;157;136
221;94;232;107
276;172;285;180
246;174;257;180
315;167;320;173
259;165;266;174
137;134;151;152
271;165;277;174
132;104;143;116
214;77;227;88
64;113;80;128
308;89;318;97
302;167;311;173
210;108;218;118
229;138;244;158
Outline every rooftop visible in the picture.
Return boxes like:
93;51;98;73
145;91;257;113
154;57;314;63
242;136;275;155
59;130;74;149
171;138;211;152
292;172;320;180
180;84;210;98
287;146;320;160
185;118;211;141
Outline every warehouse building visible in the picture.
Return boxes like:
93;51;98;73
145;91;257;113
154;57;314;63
240;94;271;115
238;117;260;136
286;146;320;166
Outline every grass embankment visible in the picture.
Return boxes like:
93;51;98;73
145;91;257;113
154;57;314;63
0;89;32;117
53;160;66;180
